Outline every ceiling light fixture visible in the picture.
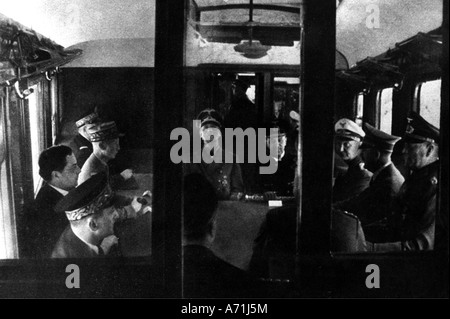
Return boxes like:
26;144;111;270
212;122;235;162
233;0;271;59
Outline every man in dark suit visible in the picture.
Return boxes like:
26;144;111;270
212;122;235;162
368;112;444;251
224;79;259;191
183;173;262;298
256;120;297;199
333;118;373;202
52;173;121;258
24;145;80;258
334;123;405;235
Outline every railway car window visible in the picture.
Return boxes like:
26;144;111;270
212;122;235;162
418;79;441;128
0;1;155;261
378;88;393;134
355;93;364;127
0;96;19;259
182;0;301;285
332;0;444;256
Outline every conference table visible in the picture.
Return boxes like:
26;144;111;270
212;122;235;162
211;201;272;271
115;173;153;257
115;174;290;268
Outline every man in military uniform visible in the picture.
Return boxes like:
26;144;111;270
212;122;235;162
334;123;404;230
52;173;120;258
368;112;443;251
23;145;80;258
333;118;373;202
78;121;133;189
185;109;244;200
79;121;150;218
73;111;100;168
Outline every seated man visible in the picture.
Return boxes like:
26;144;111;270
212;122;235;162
333;118;373;202
52;172;150;258
183;173;262;298
185;109;244;200
52;173;119;258
23;145;80;258
78;121;132;189
257;121;296;199
368;112;444;251
334;123;404;231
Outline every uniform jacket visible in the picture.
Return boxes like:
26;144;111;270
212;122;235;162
256;153;297;196
78;153;125;190
23;183;68;258
333;156;373;202
52;226;99;258
185;150;244;200
375;160;441;251
334;162;405;226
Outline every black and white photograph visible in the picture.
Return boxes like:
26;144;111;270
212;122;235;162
0;0;448;303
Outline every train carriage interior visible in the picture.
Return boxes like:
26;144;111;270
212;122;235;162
0;0;448;298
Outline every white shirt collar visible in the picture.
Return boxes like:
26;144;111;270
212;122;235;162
70;226;100;255
48;184;69;196
79;238;100;255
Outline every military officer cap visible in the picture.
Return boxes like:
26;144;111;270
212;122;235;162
197;108;223;129
55;173;115;221
361;123;401;153
76;111;99;129
86;121;124;142
335;118;365;141
403;112;440;144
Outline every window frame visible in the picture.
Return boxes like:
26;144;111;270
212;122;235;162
377;86;394;134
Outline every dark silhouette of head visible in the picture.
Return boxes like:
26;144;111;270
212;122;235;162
183;173;218;242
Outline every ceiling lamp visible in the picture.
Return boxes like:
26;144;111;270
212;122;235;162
233;0;271;59
234;39;271;59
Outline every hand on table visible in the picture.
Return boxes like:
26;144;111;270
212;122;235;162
120;169;133;180
263;191;277;201
100;235;119;255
